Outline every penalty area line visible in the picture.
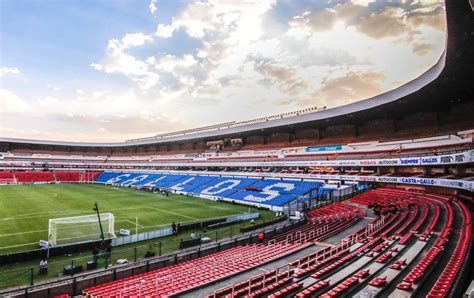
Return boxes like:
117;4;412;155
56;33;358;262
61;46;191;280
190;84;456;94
145;206;197;220
121;219;144;228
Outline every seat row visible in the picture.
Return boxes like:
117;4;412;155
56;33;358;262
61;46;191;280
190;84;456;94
311;237;381;279
244;277;292;298
427;200;472;297
320;276;359;297
0;170;100;183
84;242;307;297
295;280;329;298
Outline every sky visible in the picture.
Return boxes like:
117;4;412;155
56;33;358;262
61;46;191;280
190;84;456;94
0;0;446;142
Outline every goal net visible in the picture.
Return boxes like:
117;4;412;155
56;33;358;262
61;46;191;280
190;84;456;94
48;213;116;246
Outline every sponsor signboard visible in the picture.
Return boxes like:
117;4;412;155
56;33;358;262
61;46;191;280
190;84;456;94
120;229;131;236
400;158;420;165
359;160;377;166
305;145;342;152
39;240;49;248
420;156;439;165
339;160;358;166
377;159;399;165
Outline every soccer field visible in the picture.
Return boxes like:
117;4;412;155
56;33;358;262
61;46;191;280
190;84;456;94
0;183;265;254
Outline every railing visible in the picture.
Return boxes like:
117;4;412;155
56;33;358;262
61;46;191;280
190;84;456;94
127;107;321;143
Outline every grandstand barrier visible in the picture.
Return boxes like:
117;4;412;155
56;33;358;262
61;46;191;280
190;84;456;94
0;239;108;266
112;213;259;246
0;219;305;297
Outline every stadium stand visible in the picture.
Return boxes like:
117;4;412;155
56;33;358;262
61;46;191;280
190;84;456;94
0;170;101;184
54;171;81;182
0;171;15;184
83;242;310;297
94;172;324;207
83;200;366;297
14;171;55;183
92;172;324;206
1;134;471;167
199;188;472;298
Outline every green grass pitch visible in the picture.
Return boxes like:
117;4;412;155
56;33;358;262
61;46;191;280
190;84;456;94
0;183;268;254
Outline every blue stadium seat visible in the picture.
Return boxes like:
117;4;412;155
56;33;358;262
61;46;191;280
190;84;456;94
95;172;121;183
94;172;324;207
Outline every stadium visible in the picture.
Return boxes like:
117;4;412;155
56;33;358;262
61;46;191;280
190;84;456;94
0;0;473;297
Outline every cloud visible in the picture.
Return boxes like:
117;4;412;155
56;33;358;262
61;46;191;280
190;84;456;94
37;96;59;105
121;33;153;48
47;84;61;91
55;113;186;135
291;1;445;40
155;24;174;38
351;0;374;6
91;35;158;89
253;58;308;96
0;66;20;76
310;71;385;107
290;3;364;33
353;3;444;40
150;54;198;73
355;7;407;39
0;89;30;113
154;0;277;40
149;0;157;15
412;43;436;56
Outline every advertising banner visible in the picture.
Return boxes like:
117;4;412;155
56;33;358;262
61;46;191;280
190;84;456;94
305;145;342;152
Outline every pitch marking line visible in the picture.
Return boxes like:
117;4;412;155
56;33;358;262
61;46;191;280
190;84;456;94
133;212;249;231
0;229;48;238
145;206;197;220
0;241;40;250
151;195;238;211
0;206;145;222
123;220;144;228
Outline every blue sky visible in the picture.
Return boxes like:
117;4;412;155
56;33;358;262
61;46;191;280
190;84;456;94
0;0;446;142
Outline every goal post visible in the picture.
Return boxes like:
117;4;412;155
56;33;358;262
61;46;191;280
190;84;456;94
48;213;116;246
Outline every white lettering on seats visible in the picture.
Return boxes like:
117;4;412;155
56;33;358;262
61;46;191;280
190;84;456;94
143;176;167;187
121;175;150;185
244;183;295;203
202;180;241;195
107;174;131;184
170;177;195;190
